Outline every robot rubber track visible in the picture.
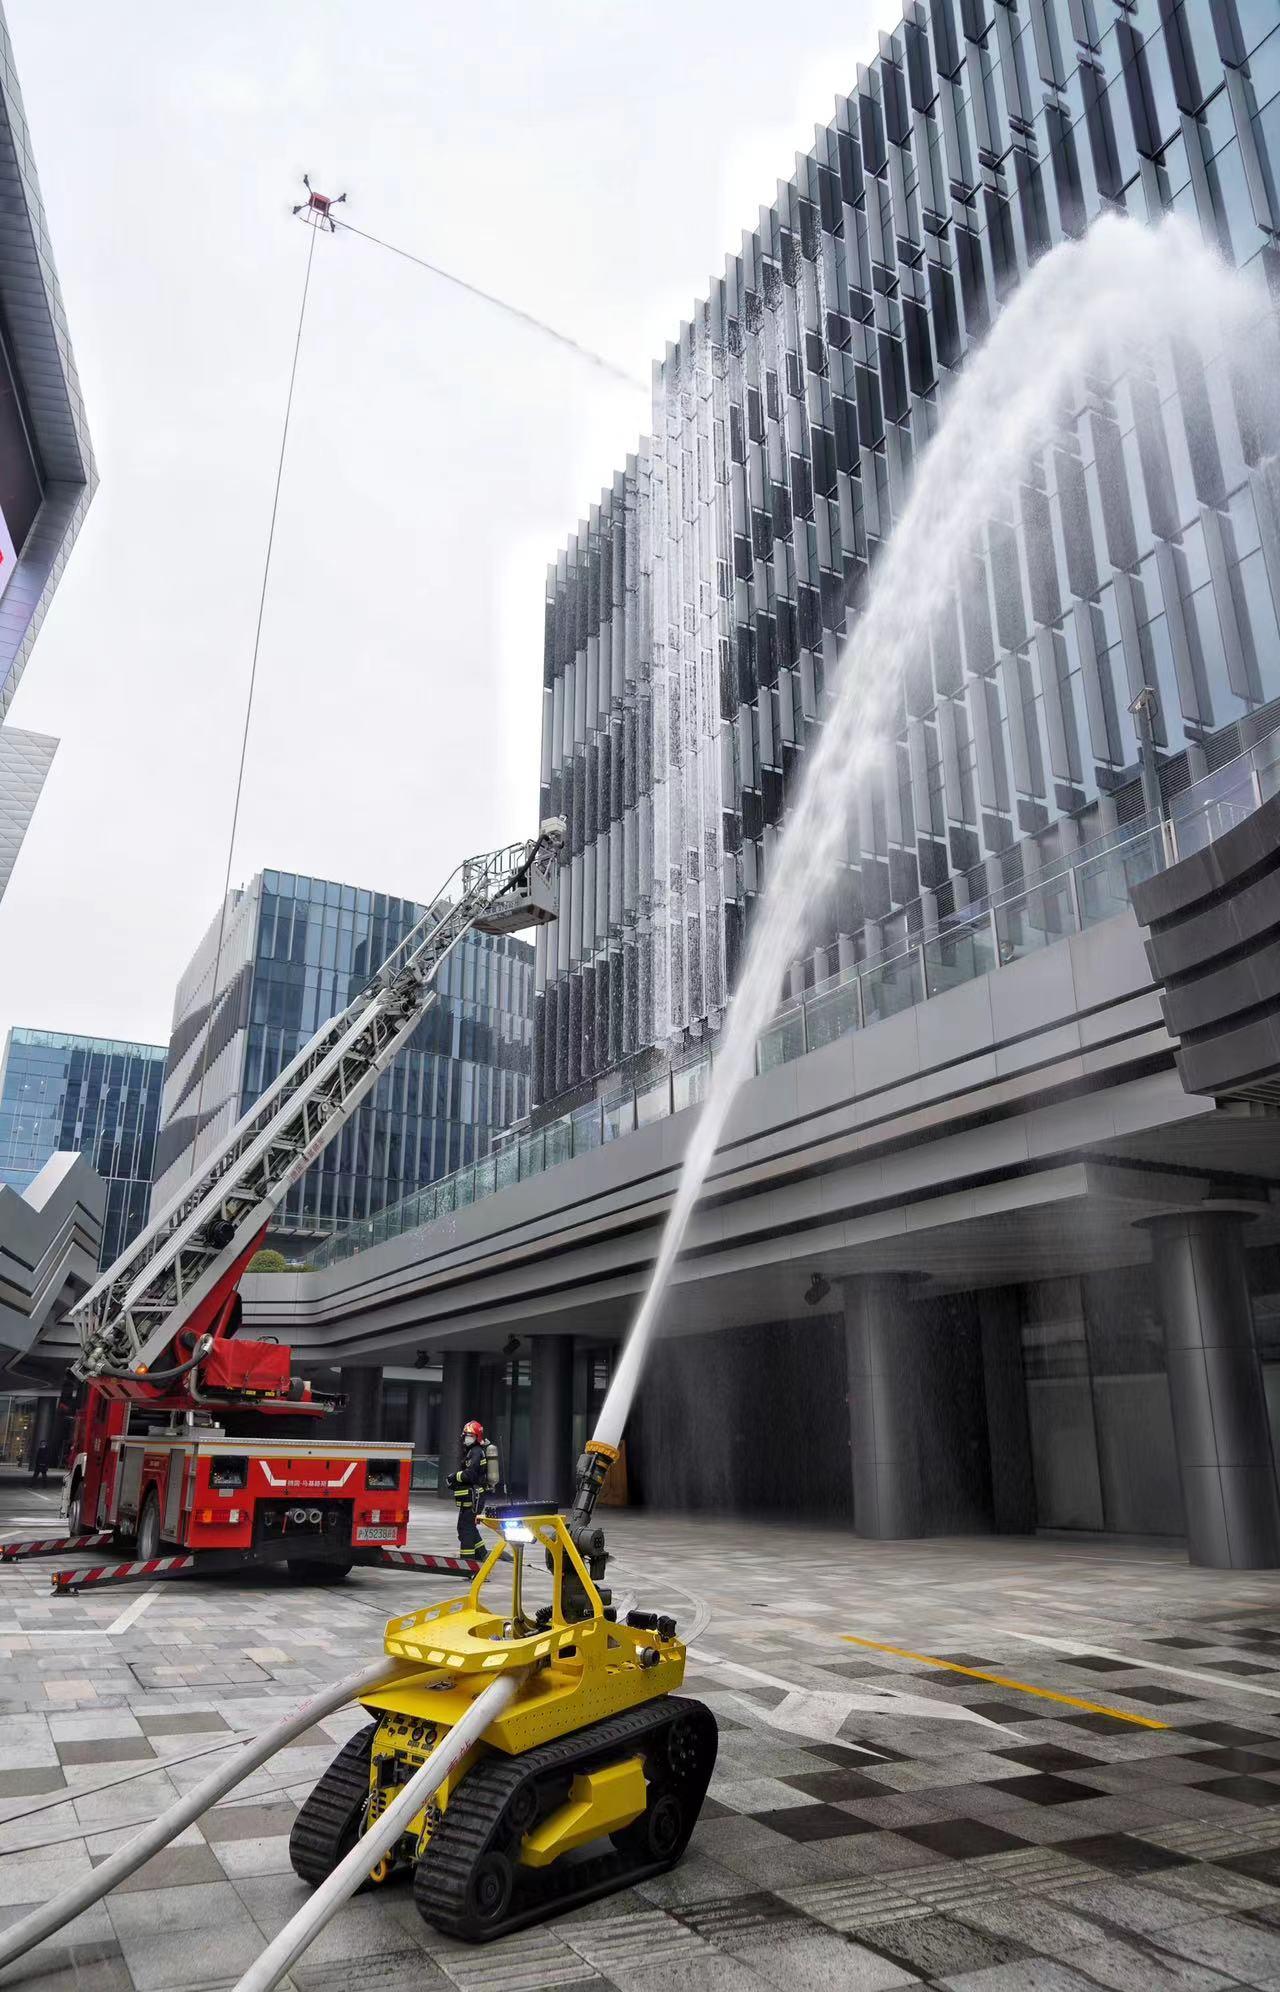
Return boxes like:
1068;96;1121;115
291;1696;718;1943
416;1695;718;1940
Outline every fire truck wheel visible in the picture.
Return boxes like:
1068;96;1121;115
66;1477;83;1535
136;1492;162;1563
287;1559;353;1585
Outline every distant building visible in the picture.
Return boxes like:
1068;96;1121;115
0;1029;165;1267
152;868;535;1242
0;2;98;902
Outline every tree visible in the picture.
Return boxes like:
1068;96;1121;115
247;1248;289;1274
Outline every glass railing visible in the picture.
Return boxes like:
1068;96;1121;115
1169;723;1280;853
310;724;1279;1274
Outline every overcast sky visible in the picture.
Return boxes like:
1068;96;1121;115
0;0;880;1053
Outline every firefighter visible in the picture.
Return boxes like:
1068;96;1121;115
450;1420;490;1557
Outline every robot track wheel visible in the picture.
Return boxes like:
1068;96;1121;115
288;1723;377;1888
413;1695;717;1943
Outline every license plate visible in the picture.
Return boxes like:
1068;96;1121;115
356;1525;397;1543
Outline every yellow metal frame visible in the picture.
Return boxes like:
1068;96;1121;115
360;1511;684;1756
354;1510;683;1871
520;1757;647;1867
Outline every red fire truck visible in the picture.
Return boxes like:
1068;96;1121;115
5;829;562;1595
65;1396;413;1584
53;1237;410;1584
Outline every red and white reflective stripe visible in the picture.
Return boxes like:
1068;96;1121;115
0;1533;112;1561
376;1550;479;1573
51;1554;196;1592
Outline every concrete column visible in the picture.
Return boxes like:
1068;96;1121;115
28;1396;57;1470
530;1337;575;1505
846;1276;922;1536
438;1351;480;1498
1143;1211;1280;1569
410;1380;433;1461
338;1367;382;1443
978;1287;1037;1534
844;1277;992;1538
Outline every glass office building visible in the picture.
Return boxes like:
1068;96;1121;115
152;869;535;1241
0;3;97;904
0;1027;165;1266
535;0;1280;1110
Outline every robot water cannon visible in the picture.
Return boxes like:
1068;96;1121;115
561;1438;620;1620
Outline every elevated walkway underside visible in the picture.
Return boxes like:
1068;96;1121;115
195;904;1280;1368
0;1152;104;1383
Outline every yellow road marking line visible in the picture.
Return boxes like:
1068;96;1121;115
841;1633;1169;1729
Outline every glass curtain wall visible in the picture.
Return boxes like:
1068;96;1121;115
154;871;536;1238
0;1028;165;1265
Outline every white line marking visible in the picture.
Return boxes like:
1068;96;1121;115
0;1585;161;1642
996;1627;1280;1701
689;1645;1018;1737
107;1584;161;1635
0;1628;106;1640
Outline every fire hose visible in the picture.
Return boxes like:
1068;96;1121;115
0;1654;408;1972
233;1669;526;1992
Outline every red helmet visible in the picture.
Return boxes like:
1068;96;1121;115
462;1420;484;1443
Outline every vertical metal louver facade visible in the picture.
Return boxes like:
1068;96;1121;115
537;0;1280;1113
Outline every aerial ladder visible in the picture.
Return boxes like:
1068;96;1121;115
3;825;565;1592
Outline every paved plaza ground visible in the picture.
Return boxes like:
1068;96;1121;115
7;1477;1280;1990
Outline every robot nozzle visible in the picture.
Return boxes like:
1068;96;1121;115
566;1441;618;1534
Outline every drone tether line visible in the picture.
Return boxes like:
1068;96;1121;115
190;187;643;1170
191;218;319;1152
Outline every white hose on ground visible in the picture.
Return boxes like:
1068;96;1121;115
0;1654;407;1973
234;1668;527;1992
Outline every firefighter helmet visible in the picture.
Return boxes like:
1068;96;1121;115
462;1420;484;1444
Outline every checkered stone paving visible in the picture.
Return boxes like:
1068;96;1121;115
7;1479;1280;1987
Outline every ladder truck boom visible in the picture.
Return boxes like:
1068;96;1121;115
41;824;563;1593
70;823;563;1389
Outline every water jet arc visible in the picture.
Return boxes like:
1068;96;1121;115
590;215;1274;1458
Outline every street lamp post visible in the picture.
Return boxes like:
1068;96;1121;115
1128;685;1165;824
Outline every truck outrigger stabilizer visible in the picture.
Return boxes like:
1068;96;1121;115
0;1531;111;1561
44;1545;482;1595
